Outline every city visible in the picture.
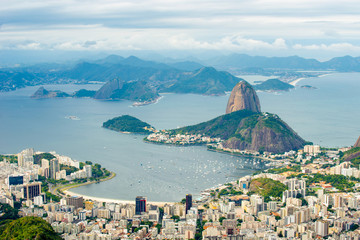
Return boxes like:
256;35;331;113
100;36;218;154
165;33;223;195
1;139;360;239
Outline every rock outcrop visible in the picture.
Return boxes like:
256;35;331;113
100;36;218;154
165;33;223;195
226;81;261;114
354;136;360;148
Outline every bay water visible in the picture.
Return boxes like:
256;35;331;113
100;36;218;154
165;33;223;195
0;72;359;201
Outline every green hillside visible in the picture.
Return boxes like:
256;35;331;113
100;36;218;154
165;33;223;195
170;110;305;153
0;216;61;240
103;115;153;134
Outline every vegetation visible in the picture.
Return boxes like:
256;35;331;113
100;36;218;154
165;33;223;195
254;78;294;91
304;174;355;191
95;79;159;102
342;147;360;163
60;164;78;175
0;216;62;240
171;110;257;139
33;152;55;165
0;203;19;222
103;115;153;134
267;165;301;174
165;67;241;95
249;178;287;201
170;109;305;153
73;89;96;98
0;155;17;163
217;186;243;198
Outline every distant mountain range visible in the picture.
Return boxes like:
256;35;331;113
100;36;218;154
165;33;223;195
207;54;360;72
2;54;360;95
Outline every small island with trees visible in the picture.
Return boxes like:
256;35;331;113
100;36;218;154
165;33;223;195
102;115;155;134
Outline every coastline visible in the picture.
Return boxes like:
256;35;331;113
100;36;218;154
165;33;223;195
63;190;174;206
56;171;173;206
289;77;305;86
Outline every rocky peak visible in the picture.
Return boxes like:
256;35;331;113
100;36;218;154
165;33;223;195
31;87;49;98
94;78;123;99
226;81;261;114
355;136;360;148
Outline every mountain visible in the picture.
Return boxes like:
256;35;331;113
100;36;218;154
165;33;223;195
94;78;159;102
324;55;360;71
207;53;360;72
31;87;70;99
103;115;154;134
163;67;241;95
172;110;305;153
119;56;173;70
168;61;204;71
170;82;305;153
254;79;295;91
354;136;360;148
209;54;322;70
226;81;261;114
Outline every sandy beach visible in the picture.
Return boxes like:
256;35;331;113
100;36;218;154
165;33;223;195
289;78;304;86
64;189;174;206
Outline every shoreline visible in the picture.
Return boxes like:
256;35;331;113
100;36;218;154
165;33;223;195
56;171;173;207
63;189;174;206
289;73;333;87
289;77;305;86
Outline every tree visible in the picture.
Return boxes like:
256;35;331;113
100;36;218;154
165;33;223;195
0;216;62;240
171;215;180;222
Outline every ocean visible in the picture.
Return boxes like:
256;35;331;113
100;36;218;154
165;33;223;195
0;72;359;201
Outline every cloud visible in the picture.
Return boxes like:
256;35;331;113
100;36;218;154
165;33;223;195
1;0;360;58
166;35;288;51
293;42;360;52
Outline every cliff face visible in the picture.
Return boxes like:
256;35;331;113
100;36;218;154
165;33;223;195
226;81;261;114
354;136;360;148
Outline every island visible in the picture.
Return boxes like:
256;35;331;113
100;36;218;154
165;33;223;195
31;87;70;99
102;115;155;134
253;78;295;91
31;79;161;105
301;85;318;89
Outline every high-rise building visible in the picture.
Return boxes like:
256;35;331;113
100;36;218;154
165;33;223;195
84;165;92;178
23;182;42;200
135;196;147;215
49;159;59;179
41;159;50;168
186;194;192;214
66;196;84;209
315;220;329;237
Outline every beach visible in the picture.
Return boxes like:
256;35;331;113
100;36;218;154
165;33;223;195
63;189;174;206
289;78;304;86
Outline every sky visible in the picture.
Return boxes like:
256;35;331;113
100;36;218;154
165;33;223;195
1;0;360;60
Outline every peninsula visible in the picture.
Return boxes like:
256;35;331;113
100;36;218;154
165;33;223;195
146;81;306;154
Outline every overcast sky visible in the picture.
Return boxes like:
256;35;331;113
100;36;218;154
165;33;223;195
1;0;360;59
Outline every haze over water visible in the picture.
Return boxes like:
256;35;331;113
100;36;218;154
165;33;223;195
0;73;359;201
